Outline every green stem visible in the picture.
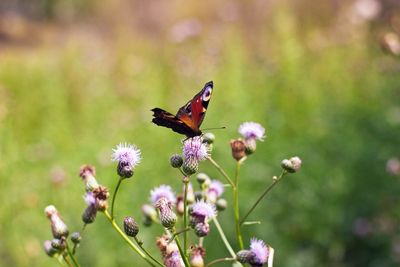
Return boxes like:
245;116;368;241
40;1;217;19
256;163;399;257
62;254;73;267
240;170;287;225
234;161;244;250
206;257;236;267
134;237;164;267
103;210;156;267
172;229;190;267
211;217;236;258
55;255;67;267
207;157;235;188
183;176;189;257
110;177;124;219
65;242;80;267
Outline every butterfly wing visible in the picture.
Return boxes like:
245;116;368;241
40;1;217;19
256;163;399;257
151;108;200;137
176;81;213;130
151;81;214;137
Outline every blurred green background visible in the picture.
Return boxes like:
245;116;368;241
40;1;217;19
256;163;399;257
1;0;400;266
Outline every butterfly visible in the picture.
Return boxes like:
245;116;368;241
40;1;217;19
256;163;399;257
151;81;213;138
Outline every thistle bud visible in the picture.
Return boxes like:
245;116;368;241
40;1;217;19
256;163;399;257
124;216;139;237
194;191;203;201
176;196;184;216
82;204;97;224
170;154;183;168
182;158;199;175
156;198;177;229
51;238;66;251
236;250;255;263
281;156;302;173
216;198;227;211
194;222;210;237
45;205;69;239
71;232;81;244
117;161;134;178
43;240;57;257
79;164;99;192
244;138;257;155
230;139;246;161
196;173;210;184
202;133;215;144
190;246;206;267
142;204;158;222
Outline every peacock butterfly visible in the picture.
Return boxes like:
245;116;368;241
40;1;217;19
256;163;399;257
151;81;213;138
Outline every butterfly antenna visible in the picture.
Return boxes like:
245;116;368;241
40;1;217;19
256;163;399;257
202;126;226;131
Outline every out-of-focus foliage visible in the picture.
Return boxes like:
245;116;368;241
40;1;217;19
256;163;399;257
1;0;400;266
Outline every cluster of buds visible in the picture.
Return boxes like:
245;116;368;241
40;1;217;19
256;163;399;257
237;238;273;267
230;122;266;161
189;200;216;237
196;173;227;211
43;206;82;258
156;235;184;267
79;164;110;224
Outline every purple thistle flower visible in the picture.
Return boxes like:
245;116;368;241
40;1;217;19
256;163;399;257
209;180;224;197
250;238;269;266
182;137;209;162
191;200;216;219
238;122;265;141
150;185;176;206
84;192;96;206
112;143;141;167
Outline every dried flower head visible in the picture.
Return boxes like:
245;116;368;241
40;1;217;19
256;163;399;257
156;235;184;267
238;122;265;141
151;185;176;206
190;246;206;267
79;164;99;192
230;139;246;160
183;136;209;162
112;143;141;167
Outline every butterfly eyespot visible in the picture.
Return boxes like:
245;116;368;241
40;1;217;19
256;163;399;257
202;88;212;101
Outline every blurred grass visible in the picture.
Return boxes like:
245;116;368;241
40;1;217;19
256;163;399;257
1;1;400;267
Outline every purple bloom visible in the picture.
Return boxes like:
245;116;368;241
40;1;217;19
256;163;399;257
191;200;216;219
182;137;209;162
250;238;269;265
209;180;224;197
112;143;141;167
238;122;265;141
150;185;176;206
84;192;96;206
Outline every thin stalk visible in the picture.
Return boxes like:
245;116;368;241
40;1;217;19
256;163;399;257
65;242;80;267
206;257;236;267
211;217;236;258
134;237;164;267
207;157;235;188
183;176;189;257
240;171;287;225
103;210;156;267
110;177;124;219
55;255;67;267
172;229;190;267
234;161;244;250
62;254;73;267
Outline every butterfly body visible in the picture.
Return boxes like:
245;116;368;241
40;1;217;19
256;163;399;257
151;81;213;137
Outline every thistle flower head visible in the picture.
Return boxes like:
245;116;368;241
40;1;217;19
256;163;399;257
191;200;216;219
151;185;176;206
183;137;209;162
112;143;141;167
250;238;269;266
209;180;224;197
238;122;265;141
